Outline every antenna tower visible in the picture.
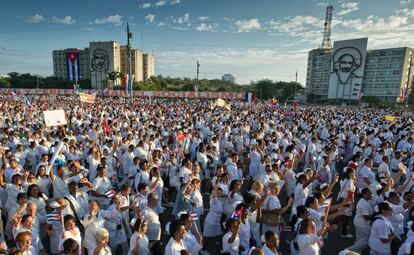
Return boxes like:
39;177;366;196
320;4;334;49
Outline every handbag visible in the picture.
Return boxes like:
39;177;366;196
260;197;280;226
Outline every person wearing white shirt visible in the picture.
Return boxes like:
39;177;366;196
165;220;187;255
387;192;410;237
346;188;374;253
92;228;112;255
297;218;328;255
222;218;241;255
179;213;203;255
226;153;241;182
377;156;391;179
356;158;376;190
129;219;149;255
262;230;280;255
369;202;399;255
142;193;162;254
293;173;316;214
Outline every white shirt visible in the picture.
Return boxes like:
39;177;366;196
369;216;394;253
165;238;186;255
222;231;240;255
262;244;279;255
297;233;320;255
353;198;373;228
142;207;161;241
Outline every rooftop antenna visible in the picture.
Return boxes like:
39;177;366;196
320;4;334;49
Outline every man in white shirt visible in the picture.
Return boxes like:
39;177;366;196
226;153;241;182
346;188;373;253
356;158;376;190
142;192;162;254
262;230;280;255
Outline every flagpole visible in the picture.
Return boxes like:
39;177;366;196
404;59;413;112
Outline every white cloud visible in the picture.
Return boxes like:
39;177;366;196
52;16;76;25
145;14;156;23
154;0;166;7
267;16;321;35
197;16;209;21
235;19;261;32
141;3;151;8
176;13;190;25
337;2;359;16
94;15;123;26
25;14;45;23
157;22;166;26
195;23;218;32
400;0;412;4
170;0;181;5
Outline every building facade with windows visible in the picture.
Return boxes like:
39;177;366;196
306;39;413;103
143;53;155;82
53;41;155;89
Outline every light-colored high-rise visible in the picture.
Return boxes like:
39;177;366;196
53;41;155;89
306;39;413;103
120;46;143;82
90;41;121;89
52;48;90;81
143;53;155;82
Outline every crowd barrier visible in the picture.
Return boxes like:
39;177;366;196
0;88;245;100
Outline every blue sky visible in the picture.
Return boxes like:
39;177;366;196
0;0;413;84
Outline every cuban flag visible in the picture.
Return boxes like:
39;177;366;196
105;189;117;198
66;51;80;81
245;92;256;103
230;207;243;219
47;211;62;223
123;74;130;96
23;96;32;108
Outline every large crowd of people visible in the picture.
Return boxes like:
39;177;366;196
0;94;413;255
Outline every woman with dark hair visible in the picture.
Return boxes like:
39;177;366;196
62;238;80;255
222;217;241;255
369;202;399;255
36;165;51;195
59;214;82;255
224;179;244;217
290;205;310;255
297;218;328;255
129;218;149;255
165;220;186;255
179;212;202;255
0;173;25;212
27;184;48;222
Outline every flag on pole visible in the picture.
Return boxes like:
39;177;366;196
103;87;110;95
123;74;129;95
357;92;364;101
230;207;243;219
66;51;80;81
244;92;256;103
103;119;110;134
23;96;32;108
105;189;117;198
9;89;17;99
47;211;62;223
384;115;397;122
400;88;411;101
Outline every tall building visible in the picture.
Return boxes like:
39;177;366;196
143;53;155;82
222;74;236;83
306;38;413;103
90;41;121;89
52;48;90;81
120;46;143;82
53;41;155;88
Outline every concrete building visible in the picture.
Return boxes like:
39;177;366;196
53;41;155;88
306;38;413;103
143;54;155;82
120;46;143;82
52;48;90;81
90;41;121;90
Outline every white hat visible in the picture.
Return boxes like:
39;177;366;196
49;201;61;209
